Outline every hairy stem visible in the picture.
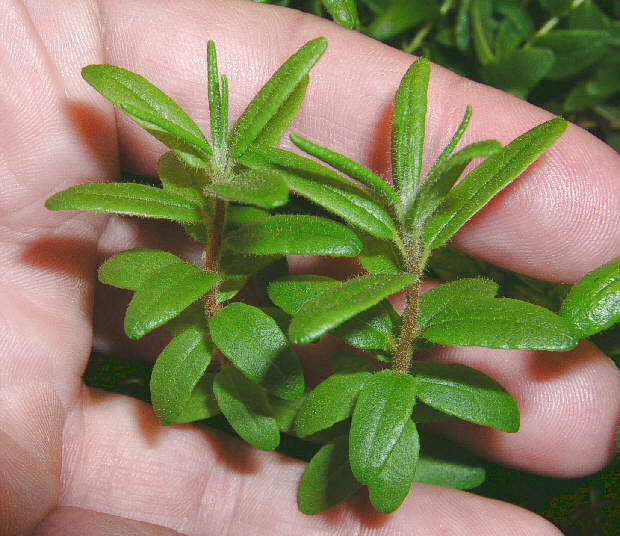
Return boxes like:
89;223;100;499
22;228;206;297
204;197;227;318
393;279;421;374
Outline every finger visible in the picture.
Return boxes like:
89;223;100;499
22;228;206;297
58;389;562;536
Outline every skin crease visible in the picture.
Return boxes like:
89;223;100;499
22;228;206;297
0;0;618;534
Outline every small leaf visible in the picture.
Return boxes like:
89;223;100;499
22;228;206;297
213;367;280;450
224;215;362;257
295;371;373;437
323;0;359;29
349;370;417;484
209;303;304;400
331;352;379;374
82;64;210;167
412;362;519;432
368;420;419;513
124;262;218;339
207;41;226;152
229;38;327;157
225;206;270;232
268;275;337;315
367;0;439;41
289;273;416;345
209;169;289;209
269;394;306;434
470;0;495;65
298;436;361;515
157;151;208;207
423;118;567;250
174;373;220;424
559;257;620;338
455;0;471;52
45;183;202;223
150;327;212;425
358;232;405;274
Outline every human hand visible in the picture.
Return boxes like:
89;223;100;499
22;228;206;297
1;1;619;534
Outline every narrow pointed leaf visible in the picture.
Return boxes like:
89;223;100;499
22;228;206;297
323;0;359;29
229;38;327;157
82;64;210;166
207;41;224;151
150;327;212;425
224;215;362;257
289;273;415;345
213;367;280;450
422;297;577;351
298;436;361;515
209;169;288;209
349;370;417;484
174;373;220;424
157;152;208;207
45;183;202;223
98;248;184;290
209;303;304;400
559;257;620;338
392;57;430;208
423;118;567;250
125;262;218;339
412;362;519;432
295;371;373;438
368;419;419;513
471;0;495;65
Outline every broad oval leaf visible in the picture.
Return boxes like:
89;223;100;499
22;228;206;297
124;262;218;339
213;367;280;451
559;257;620;338
349;370;417;484
150;327;212;425
298;436;360;515
45;183;202;223
209;303;304;400
223;215;362;257
411;362;519;432
295;371;373;438
422;118;568;250
421;297;577;351
367;419;419;513
82;64;210;166
288;273;415;345
174;373;220;424
209;169;288;209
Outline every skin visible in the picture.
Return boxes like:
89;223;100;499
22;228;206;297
0;0;619;534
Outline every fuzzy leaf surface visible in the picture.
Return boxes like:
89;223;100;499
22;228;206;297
174;374;220;424
357;232;405;275
209;169;288;209
349;370;417;484
323;0;359;29
209;303;304;400
98;249;184;290
157;152;208;207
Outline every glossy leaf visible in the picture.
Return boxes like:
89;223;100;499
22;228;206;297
298;436;360;515
368;419;419;513
295;371;373;437
323;0;359;29
209;303;304;400
224;215;362;257
349;370;417;484
412;362;519;432
45;183;202;223
174;373;220;424
559;257;620;338
209;169;289;209
423;118;567;250
150;327;212;425
229;38;327;157
157;152;208;207
367;0;439;41
288;273;416;345
213;367;280;450
82;64;210;167
124;262;218;339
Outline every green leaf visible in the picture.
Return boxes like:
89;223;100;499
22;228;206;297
45;183;202;223
349;370;417;484
295;371;373;437
368;419;419;513
124;262;218;339
331;352;380;374
570;0;611;31
157;151;208;207
539;0;572;16
224;215;362;257
533;30;611;79
422;118;567;250
249;76;308;149
414;432;485;489
229;38;327;157
207;41;226;152
559;257;620;338
298;436;361;515
367;0;439;41
323;0;359;29
213;367;280;450
392;57;430;209
470;0;495;65
268;275;337;315
288;273;416;345
225;206;270;231
290;133;400;207
150;327;212;425
412;362;519;432
269;394;306;433
357;232;405;274
209;169;289;209
174;373;220;424
421;297;578;351
82;64;210;167
98;248;184;290
209;303;304;400
455;0;472;52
